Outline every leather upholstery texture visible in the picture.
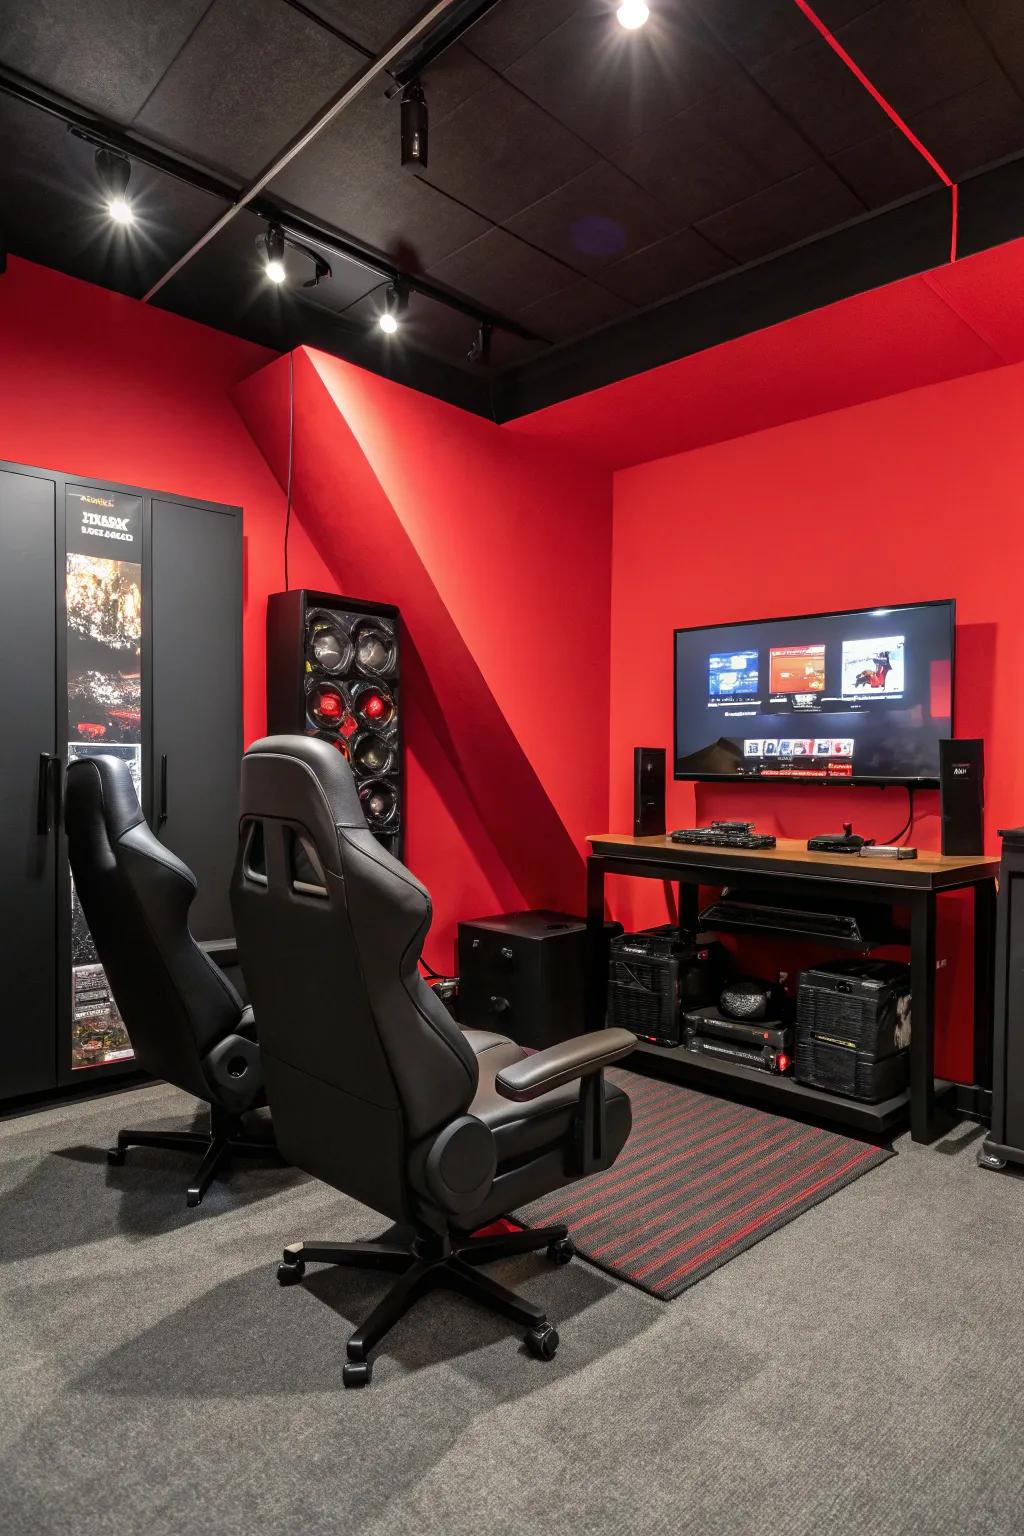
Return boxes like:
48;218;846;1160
64;754;262;1112
231;735;631;1234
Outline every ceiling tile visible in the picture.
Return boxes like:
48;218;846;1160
134;0;363;179
427;227;577;314
296;1;425;53
909;75;1024;178
417;43;496;119
513;277;634;343
699;0;812;67
0;0;211;120
600;229;735;306
504;8;735;155
611;72;817;229
695;164;865;263
423;77;597;223
752;34;893;155
834;0;997;119
830;125;936;208
504;160;669;275
963;0;1024;96
462;0;592;72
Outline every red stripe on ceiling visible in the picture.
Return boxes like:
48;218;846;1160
791;0;959;260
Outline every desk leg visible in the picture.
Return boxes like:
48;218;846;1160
677;881;699;936
585;855;607;1032
910;892;937;1143
973;878;997;1092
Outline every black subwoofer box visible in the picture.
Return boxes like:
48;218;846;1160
458;911;598;1050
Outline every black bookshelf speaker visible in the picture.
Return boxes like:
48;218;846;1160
267;589;403;858
633;747;666;837
940;738;984;856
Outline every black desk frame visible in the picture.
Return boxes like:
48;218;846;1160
585;843;997;1144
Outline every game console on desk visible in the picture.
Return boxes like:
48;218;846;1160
806;822;871;855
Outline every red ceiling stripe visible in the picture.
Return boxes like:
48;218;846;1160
791;0;959;260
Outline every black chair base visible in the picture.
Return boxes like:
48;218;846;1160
277;1223;575;1386
107;1104;279;1207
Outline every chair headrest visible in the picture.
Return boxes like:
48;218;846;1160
65;753;146;841
243;734;369;835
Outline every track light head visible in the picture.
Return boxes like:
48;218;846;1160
400;81;428;170
261;225;287;284
95;148;133;224
616;1;650;27
467;321;492;366
379;282;408;334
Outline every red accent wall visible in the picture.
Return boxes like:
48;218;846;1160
0;255;334;750
234;348;612;973
608;362;1024;1079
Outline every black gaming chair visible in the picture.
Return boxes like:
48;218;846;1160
65;754;277;1206
231;735;634;1386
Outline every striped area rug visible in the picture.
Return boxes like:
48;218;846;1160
516;1067;894;1300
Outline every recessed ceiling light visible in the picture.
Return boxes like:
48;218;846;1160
379;310;398;334
106;196;134;225
616;1;650;28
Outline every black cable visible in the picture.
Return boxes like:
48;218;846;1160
418;958;447;980
879;786;915;846
283;349;294;590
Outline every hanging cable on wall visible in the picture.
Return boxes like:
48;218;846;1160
283;350;295;590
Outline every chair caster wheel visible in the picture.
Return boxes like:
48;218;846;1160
343;1360;372;1388
546;1237;574;1265
186;1189;203;1208
978;1148;1007;1171
525;1322;559;1361
277;1258;305;1285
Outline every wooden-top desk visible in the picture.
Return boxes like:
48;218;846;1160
586;834;999;1143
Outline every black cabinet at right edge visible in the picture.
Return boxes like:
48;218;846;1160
980;827;1024;1171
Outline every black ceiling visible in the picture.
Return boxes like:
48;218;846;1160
2;0;1024;419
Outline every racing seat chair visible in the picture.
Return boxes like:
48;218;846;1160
65;754;276;1206
231;735;634;1387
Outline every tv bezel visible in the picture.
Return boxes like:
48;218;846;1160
672;598;956;788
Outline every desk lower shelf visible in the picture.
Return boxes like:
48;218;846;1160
628;1037;950;1136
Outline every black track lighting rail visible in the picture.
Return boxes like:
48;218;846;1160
0;62;546;346
385;0;504;93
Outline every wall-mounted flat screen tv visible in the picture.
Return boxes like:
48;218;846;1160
673;600;955;786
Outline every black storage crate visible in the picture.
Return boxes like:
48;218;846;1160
795;959;911;1103
608;926;724;1047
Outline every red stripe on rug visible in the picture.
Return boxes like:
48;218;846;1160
637;1142;874;1282
590;1122;823;1263
659;1145;878;1286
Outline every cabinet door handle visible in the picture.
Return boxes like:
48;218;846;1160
37;752;58;834
158;754;168;827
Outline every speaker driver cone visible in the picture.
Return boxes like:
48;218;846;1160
307;611;355;675
353;618;397;679
306;680;347;730
352;681;396;728
351;730;395;777
358;778;398;828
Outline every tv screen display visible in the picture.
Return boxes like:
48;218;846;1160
673;600;954;786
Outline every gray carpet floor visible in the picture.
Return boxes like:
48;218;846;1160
1;1081;1023;1536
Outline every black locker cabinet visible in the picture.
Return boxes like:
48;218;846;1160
980;828;1024;1170
0;462;242;1103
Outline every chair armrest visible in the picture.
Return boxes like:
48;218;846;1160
495;1028;635;1103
